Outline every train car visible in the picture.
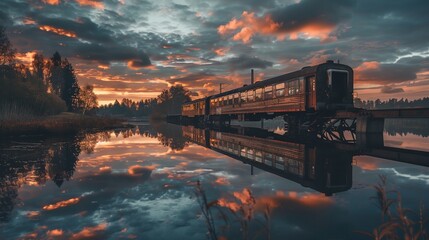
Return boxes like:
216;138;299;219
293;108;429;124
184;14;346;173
181;97;209;124
208;60;353;119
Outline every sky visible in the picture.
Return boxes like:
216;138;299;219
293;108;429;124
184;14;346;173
1;0;429;105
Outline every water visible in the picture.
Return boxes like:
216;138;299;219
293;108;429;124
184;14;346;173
1;121;429;239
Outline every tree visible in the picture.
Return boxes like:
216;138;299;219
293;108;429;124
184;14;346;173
78;85;98;115
0;26;16;66
62;58;80;112
32;53;44;81
48;51;64;95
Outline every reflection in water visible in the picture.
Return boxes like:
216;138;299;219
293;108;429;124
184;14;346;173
385;118;429;137
0;136;80;222
182;125;352;196
0;123;428;239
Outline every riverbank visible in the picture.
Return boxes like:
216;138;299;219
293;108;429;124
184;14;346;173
0;112;128;137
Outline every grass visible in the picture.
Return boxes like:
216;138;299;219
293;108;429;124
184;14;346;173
0;112;127;137
358;175;428;240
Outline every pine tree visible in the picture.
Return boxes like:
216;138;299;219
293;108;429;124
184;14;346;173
62;58;80;112
48;51;64;96
0;26;16;66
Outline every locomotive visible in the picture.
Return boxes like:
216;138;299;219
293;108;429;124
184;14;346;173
181;60;354;124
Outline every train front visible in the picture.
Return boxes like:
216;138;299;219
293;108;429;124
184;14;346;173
316;61;354;110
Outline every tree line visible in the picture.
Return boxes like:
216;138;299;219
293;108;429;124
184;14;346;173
354;97;429;109
97;85;192;117
0;26;97;120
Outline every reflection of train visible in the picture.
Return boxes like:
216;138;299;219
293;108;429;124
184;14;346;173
181;61;353;123
182;125;352;196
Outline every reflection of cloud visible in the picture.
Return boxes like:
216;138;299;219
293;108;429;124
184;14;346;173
128;164;158;176
382;168;429;185
355;157;379;171
42;198;80;211
70;223;107;240
99;166;112;174
215;177;230;185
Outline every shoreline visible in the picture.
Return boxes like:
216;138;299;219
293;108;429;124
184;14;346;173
0;112;131;137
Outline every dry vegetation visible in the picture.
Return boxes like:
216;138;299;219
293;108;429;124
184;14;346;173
0;112;125;136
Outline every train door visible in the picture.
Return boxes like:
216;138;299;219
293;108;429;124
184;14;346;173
306;76;316;110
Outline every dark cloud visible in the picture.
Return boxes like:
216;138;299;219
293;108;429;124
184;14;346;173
167;72;216;84
381;86;405;94
356;62;419;84
226;55;273;70
75;43;151;67
271;0;356;32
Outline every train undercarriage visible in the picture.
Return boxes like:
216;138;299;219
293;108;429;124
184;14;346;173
171;109;360;144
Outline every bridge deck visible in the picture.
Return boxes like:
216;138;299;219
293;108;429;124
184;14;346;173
335;108;429;119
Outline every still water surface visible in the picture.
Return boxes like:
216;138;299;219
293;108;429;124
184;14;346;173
1;121;428;239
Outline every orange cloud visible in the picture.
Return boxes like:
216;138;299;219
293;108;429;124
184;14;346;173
42;0;60;5
42;198;80;211
218;11;336;43
218;11;280;44
214;47;230;56
39;25;77;38
23;18;36;25
47;229;64;237
75;0;104;9
71;223;107;240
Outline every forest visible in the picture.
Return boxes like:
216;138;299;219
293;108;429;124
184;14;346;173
0;26;97;120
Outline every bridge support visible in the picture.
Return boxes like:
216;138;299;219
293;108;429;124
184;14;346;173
356;117;384;134
356;117;384;147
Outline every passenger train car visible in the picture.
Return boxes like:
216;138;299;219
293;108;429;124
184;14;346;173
181;60;353;123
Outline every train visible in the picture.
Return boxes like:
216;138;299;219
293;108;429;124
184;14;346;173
182;125;353;195
180;60;354;124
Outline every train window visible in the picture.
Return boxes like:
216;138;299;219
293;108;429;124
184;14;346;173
299;78;304;93
289;80;298;95
241;92;247;103
264;86;273;99
255;88;262;101
234;93;239;104
248;90;254;101
228;95;233;105
275;83;285;97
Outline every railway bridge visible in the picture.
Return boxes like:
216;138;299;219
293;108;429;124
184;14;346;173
316;107;429;144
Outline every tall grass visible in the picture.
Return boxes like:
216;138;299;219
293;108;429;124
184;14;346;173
359;175;428;240
194;182;271;240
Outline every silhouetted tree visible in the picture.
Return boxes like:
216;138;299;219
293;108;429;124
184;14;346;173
62;58;80;111
48;51;64;95
32;53;44;80
0;26;16;66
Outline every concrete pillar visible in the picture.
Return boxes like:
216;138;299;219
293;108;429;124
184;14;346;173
356;117;384;147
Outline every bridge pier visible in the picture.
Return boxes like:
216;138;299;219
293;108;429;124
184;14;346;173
356;117;384;147
356;117;384;134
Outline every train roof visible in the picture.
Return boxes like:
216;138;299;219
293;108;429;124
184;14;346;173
184;61;352;104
